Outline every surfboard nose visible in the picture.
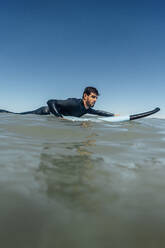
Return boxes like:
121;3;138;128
155;107;160;112
130;107;160;121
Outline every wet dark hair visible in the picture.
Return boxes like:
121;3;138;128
82;87;99;99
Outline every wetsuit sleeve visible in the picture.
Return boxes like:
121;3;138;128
47;100;63;117
87;108;114;117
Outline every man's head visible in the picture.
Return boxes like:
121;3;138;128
82;87;99;109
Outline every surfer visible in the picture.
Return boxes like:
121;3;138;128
0;87;115;118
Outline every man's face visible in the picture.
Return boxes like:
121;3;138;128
84;92;98;108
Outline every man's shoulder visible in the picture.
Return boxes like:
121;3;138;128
65;98;82;104
66;98;81;101
87;107;94;112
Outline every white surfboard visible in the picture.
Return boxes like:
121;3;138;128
65;107;160;123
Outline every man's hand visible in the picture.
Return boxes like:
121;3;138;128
114;114;120;116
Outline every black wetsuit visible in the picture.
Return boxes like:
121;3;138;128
0;98;114;117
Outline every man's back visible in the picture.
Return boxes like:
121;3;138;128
47;98;88;117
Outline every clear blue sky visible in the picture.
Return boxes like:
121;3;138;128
0;0;164;117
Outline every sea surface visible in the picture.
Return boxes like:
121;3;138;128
0;114;165;248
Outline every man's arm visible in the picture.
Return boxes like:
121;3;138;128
47;100;63;117
87;108;115;117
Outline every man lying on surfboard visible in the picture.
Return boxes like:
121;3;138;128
0;87;116;118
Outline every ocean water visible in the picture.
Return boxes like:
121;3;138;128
0;114;165;248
